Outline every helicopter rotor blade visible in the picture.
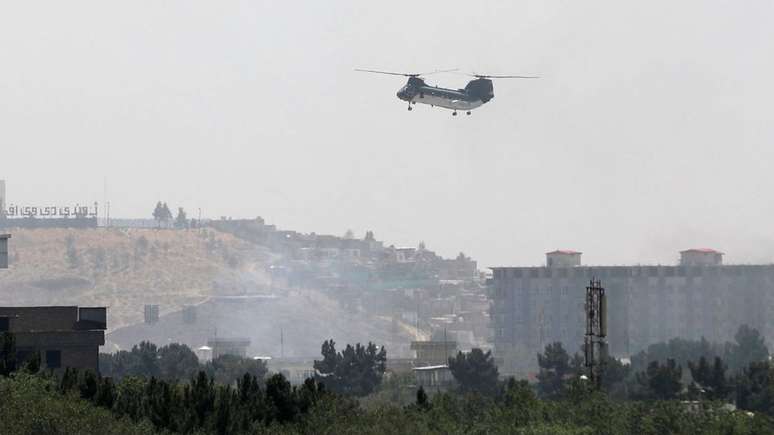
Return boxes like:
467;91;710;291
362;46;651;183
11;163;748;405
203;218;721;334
355;68;458;77
355;68;416;77
421;68;459;76
459;72;540;79
478;74;539;79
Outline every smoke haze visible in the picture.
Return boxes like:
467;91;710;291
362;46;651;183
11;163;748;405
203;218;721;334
1;1;773;266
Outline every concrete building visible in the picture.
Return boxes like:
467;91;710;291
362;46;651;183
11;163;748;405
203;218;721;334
490;249;774;377
0;306;106;372
0;234;9;269
546;250;582;268
207;337;251;358
680;248;723;266
413;364;455;390
410;339;458;366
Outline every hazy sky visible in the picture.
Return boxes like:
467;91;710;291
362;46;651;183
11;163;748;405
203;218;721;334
2;1;773;267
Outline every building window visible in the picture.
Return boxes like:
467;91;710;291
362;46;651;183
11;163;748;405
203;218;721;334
0;317;8;332
46;350;61;369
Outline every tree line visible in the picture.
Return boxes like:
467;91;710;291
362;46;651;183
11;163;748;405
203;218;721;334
152;201;199;229
4;330;774;434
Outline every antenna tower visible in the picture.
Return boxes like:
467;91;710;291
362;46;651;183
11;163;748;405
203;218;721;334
584;278;607;389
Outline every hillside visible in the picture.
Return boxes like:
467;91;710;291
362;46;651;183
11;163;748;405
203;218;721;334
0;227;273;330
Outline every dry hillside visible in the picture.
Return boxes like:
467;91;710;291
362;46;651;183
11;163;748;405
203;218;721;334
0;227;273;330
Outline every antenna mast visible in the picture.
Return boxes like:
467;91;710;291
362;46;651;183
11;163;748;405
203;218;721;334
584;278;607;389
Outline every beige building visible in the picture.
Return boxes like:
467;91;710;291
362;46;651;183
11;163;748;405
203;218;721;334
490;249;774;377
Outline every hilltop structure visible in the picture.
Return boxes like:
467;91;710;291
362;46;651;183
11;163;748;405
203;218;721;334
490;249;774;376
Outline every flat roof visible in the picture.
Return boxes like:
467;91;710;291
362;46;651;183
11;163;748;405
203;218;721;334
680;248;724;254
413;365;449;371
207;337;251;344
546;250;581;255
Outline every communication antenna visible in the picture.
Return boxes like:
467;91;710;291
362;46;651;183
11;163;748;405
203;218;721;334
584;278;607;389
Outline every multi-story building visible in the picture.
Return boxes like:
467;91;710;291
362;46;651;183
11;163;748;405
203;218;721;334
0;306;107;372
490;250;774;376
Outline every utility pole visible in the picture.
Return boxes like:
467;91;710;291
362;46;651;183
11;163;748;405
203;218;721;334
443;327;448;364
280;327;284;359
584;278;607;390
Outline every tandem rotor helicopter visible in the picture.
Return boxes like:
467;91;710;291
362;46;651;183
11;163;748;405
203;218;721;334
355;68;538;115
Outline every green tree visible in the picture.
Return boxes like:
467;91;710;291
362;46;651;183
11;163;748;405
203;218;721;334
313;339;387;397
448;348;499;396
735;361;774;415
161;202;173;226
689;356;729;401
266;373;297;423
536;342;572;398
158;343;199;381
636;359;683;400
152;201;164;227
175;207;188;229
727;324;769;373
205;354;268;386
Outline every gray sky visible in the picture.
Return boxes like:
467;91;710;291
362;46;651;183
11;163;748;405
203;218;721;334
2;1;773;267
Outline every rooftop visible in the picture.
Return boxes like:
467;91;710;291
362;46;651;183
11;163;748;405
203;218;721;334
680;248;724;254
413;364;449;371
546;250;581;255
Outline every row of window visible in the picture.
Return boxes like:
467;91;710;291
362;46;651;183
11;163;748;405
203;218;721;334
7;349;61;368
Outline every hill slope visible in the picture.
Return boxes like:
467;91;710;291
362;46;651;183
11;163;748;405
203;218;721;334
0;227;271;330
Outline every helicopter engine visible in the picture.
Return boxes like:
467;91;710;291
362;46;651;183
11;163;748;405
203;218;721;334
464;78;495;103
396;76;426;102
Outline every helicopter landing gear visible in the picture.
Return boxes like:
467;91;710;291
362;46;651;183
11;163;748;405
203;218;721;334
466;111;471;116
452;111;457;116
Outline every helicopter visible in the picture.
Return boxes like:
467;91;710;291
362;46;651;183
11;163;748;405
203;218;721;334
355;68;538;115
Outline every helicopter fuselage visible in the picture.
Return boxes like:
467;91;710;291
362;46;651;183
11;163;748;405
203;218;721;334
396;77;494;113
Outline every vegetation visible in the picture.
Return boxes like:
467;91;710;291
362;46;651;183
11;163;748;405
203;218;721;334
447;348;499;396
0;373;156;435
313;339;386;397
100;341;267;385
631;325;769;374
4;333;774;433
152;201;173;228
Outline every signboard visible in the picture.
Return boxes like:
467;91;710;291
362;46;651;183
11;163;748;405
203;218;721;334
3;202;98;219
